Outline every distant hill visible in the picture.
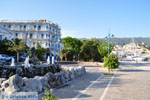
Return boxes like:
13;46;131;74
79;37;150;46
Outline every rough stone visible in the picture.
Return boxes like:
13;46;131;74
0;78;6;84
0;64;62;79
16;68;23;76
70;73;75;80
44;72;53;82
1;74;23;94
29;56;40;65
22;77;42;93
0;65;86;94
34;76;51;90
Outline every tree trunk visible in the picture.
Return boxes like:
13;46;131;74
17;52;19;62
65;54;67;61
108;68;110;74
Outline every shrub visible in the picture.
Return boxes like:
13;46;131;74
42;89;59;100
104;54;120;73
35;43;46;61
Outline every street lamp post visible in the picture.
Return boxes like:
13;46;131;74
106;30;114;56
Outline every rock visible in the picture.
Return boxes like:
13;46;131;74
59;72;66;84
29;56;40;65
61;66;86;80
24;67;36;78
70;73;75;80
0;78;6;93
44;72;53;81
0;78;6;84
34;76;51;90
0;65;86;94
1;74;23;94
64;71;70;81
81;66;86;74
45;72;61;87
16;68;23;76
1;69;7;78
22;77;42;93
77;68;82;76
54;73;61;86
56;64;62;72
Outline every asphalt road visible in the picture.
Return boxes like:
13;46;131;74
40;62;150;100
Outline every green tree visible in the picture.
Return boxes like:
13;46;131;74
61;37;82;61
8;38;27;62
0;38;14;55
104;54;120;73
80;39;101;61
35;43;46;61
61;48;74;61
97;41;114;58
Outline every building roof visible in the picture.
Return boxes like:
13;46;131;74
0;19;61;29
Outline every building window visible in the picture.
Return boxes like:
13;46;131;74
15;33;18;37
41;34;44;38
26;33;28;37
46;26;48;29
30;33;33;39
0;35;2;40
34;25;36;29
38;25;41;30
20;25;22;29
8;25;11;28
58;31;60;34
52;44;54;47
24;25;26;29
58;44;60;48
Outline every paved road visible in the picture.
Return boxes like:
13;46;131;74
51;62;150;100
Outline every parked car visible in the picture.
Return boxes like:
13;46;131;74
0;54;12;61
13;56;26;62
0;59;7;65
20;55;27;62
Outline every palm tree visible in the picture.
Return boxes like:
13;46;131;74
8;38;27;62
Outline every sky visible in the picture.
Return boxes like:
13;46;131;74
0;0;150;38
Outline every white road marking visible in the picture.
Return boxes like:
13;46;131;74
72;74;103;100
99;74;116;100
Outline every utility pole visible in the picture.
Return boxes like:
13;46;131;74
108;29;110;56
106;29;114;56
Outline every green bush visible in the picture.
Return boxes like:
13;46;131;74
97;40;114;58
104;54;120;72
35;43;46;61
42;89;59;100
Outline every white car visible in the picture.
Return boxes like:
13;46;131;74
0;54;12;61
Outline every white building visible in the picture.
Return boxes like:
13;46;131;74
0;19;62;56
0;26;14;40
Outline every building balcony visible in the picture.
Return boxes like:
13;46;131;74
10;29;53;32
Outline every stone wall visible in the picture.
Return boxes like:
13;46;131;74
0;66;86;94
57;61;104;66
0;64;61;79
